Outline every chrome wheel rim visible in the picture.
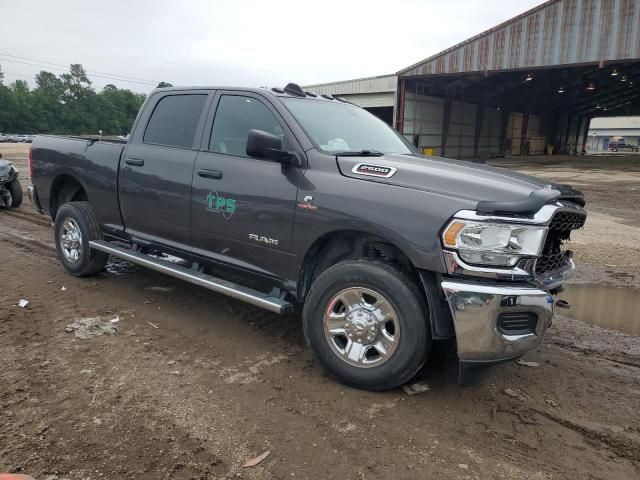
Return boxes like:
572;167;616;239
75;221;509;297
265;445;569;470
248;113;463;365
59;218;83;263
323;287;400;368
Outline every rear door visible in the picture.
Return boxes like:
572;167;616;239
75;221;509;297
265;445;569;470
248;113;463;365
190;91;304;278
119;91;212;250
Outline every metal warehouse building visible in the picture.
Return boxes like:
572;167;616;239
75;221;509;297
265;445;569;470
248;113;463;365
305;0;640;159
587;115;640;150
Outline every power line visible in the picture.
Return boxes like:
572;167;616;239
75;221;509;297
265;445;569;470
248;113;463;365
0;52;161;85
2;71;35;80
0;57;157;86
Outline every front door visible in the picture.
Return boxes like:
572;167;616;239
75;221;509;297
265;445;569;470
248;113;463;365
190;92;303;278
119;92;210;250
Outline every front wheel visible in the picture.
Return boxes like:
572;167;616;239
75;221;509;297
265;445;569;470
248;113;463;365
7;179;22;208
54;201;108;276
303;260;430;391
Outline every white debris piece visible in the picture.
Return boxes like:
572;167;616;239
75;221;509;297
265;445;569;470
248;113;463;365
64;316;117;338
61;286;67;291
515;359;540;368
402;381;431;395
18;299;29;308
145;286;173;293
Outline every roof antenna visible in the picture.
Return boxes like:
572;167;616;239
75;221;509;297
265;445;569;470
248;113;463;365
284;83;306;97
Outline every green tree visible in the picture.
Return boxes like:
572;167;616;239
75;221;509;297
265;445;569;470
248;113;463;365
0;63;146;135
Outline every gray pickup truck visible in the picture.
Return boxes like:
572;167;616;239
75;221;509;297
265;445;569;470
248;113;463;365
28;83;586;390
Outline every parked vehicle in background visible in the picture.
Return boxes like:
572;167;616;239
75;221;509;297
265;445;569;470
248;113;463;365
28;83;587;390
0;133;10;143
609;137;639;152
16;134;33;143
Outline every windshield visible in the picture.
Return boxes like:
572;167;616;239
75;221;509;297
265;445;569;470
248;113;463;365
281;98;416;155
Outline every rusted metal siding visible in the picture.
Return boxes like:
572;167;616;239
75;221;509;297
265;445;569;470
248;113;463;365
399;0;640;77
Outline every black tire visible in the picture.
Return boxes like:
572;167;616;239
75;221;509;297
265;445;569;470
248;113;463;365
303;260;430;391
54;201;108;276
7;179;23;208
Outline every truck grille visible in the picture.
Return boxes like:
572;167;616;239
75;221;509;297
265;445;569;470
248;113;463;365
535;210;586;275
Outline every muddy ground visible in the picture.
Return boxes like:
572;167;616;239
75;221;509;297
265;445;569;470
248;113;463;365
1;144;639;480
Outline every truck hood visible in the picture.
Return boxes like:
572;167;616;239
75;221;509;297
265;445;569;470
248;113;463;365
337;153;582;213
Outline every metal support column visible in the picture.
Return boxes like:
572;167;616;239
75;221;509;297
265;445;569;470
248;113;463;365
498;106;510;156
563;114;573;154
520;107;530;155
581;117;591;153
473;97;486;159
396;78;406;133
441;87;454;157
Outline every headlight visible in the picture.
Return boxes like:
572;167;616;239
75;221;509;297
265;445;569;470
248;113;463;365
442;220;547;267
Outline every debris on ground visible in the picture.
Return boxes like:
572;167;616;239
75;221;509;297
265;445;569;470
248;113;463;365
545;399;559;407
147;321;160;329
61;286;66;291
515;359;540;367
64;316;118;339
242;451;270;468
167;360;176;365
17;299;29;308
145;286;173;293
402;381;431;395
504;388;527;401
458;464;469;469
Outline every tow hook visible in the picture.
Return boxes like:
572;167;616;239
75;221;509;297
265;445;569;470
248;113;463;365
555;298;571;309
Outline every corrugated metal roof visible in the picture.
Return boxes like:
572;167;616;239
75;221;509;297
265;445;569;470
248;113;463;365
304;74;397;95
399;0;640;77
590;115;640;128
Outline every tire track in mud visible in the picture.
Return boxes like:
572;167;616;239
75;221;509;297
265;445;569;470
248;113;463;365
531;408;640;464
0;228;55;255
2;208;52;227
549;339;640;369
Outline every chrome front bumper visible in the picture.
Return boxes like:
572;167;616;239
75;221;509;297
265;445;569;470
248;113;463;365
441;280;554;362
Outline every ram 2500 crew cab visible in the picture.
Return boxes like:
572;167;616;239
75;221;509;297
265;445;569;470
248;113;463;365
28;83;586;390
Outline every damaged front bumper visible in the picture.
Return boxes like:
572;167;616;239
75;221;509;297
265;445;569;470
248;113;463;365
441;279;555;383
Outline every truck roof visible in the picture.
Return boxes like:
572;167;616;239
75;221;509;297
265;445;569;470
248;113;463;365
153;83;354;104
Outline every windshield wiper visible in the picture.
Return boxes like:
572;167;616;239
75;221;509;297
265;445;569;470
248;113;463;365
334;150;384;157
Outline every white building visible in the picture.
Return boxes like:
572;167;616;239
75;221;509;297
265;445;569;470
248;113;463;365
587;117;640;152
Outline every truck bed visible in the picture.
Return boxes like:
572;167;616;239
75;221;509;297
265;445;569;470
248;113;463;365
31;135;126;232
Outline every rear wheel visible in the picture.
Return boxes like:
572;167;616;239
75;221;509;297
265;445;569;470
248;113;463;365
54;201;108;276
303;260;430;391
7;179;22;208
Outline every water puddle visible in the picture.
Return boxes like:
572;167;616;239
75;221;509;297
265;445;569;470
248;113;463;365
560;284;640;336
105;256;137;275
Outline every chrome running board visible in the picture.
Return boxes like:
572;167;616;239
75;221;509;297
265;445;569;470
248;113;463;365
89;240;293;314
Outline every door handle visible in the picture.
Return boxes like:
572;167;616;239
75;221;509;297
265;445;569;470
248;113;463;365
197;168;223;179
125;157;144;167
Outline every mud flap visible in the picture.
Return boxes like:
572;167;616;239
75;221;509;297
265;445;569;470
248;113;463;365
458;357;522;386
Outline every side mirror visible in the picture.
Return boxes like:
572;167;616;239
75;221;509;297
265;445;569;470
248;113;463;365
246;129;293;164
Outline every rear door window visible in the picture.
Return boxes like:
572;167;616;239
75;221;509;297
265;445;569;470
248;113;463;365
209;95;284;156
144;94;207;148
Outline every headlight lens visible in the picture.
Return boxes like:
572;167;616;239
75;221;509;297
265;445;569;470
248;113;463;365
442;220;547;267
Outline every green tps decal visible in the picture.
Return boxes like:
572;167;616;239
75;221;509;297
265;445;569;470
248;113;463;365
206;190;236;220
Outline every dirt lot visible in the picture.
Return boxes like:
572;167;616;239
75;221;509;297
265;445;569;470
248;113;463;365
1;144;639;480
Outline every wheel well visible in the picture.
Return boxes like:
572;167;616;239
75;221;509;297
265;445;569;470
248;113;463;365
49;174;88;220
297;230;418;301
